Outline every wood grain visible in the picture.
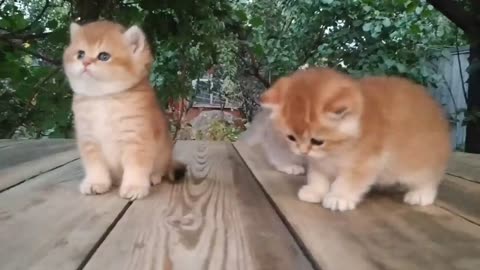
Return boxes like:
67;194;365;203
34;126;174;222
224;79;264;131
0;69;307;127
447;152;480;183
436;174;480;225
0;139;79;191
234;142;480;270
0;139;26;148
0;160;129;270
83;141;313;270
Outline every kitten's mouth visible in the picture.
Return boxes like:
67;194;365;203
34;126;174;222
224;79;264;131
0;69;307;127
81;69;94;77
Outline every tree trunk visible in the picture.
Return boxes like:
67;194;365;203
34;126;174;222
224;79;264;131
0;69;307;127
464;1;480;153
464;41;480;153
69;0;118;23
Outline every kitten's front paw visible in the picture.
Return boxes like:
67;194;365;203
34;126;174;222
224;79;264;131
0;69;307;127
403;188;436;206
79;178;111;195
298;184;325;203
277;165;305;175
322;193;357;211
119;184;150;200
150;173;163;186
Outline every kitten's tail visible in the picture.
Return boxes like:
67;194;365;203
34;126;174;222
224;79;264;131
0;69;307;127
166;159;187;182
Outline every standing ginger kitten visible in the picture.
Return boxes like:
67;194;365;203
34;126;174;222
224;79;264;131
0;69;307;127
261;68;451;211
63;20;185;200
239;108;306;175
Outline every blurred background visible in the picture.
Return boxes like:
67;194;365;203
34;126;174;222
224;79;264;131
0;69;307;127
0;0;479;152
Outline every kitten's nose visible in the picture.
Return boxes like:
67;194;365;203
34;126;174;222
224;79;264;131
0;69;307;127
298;144;311;154
82;59;93;67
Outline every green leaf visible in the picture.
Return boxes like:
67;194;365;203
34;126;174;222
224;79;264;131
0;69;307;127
250;16;263;27
234;9;248;22
382;18;391;27
267;56;276;64
411;24;421;34
353;20;363;27
165;50;175;58
253;44;264;57
46;20;58;29
321;0;334;4
437;28;445;37
384;59;395;68
362;22;372;32
395;63;407;73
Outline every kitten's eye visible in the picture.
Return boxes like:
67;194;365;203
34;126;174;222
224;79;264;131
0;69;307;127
287;135;296;141
77;50;85;60
311;138;324;146
97;52;111;61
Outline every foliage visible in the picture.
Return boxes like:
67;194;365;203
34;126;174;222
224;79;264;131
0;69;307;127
195;119;243;142
0;0;468;138
237;0;466;83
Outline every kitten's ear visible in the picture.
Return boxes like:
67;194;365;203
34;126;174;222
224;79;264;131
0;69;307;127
69;22;81;41
260;77;288;111
260;88;281;110
123;25;147;54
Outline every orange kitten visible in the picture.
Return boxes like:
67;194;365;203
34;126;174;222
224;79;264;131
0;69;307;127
260;68;451;211
239;108;306;175
63;20;185;200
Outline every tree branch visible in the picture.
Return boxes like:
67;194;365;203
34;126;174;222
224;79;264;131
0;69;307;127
1;38;61;66
426;0;480;40
237;51;270;88
300;29;325;64
13;0;50;34
0;31;51;41
6;67;62;138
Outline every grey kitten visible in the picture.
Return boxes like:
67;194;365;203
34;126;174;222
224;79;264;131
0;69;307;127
239;108;306;175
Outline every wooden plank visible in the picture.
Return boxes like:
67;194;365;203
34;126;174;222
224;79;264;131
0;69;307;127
0;139;27;148
436;174;480;225
0;160;129;270
234;142;480;270
83;141;313;270
0;139;79;191
447;152;480;183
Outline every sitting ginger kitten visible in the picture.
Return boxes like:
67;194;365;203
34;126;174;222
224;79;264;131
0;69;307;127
260;68;451;211
63;20;185;200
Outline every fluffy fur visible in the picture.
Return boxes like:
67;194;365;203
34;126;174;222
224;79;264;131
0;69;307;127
261;67;451;211
239;108;306;175
63;20;185;200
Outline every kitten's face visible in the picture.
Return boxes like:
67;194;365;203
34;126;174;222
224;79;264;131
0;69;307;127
261;68;364;158
63;21;153;96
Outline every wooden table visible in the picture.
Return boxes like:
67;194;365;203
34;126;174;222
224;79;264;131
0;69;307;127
0;139;479;270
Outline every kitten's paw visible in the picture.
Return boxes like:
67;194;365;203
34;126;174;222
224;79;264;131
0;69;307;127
79;179;111;195
150;173;163;186
298;184;325;203
322;193;357;211
119;184;150;200
277;165;305;175
403;188;436;206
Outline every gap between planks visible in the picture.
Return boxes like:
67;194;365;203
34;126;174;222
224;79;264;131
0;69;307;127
233;142;480;270
76;202;133;270
231;143;321;270
0;158;79;193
